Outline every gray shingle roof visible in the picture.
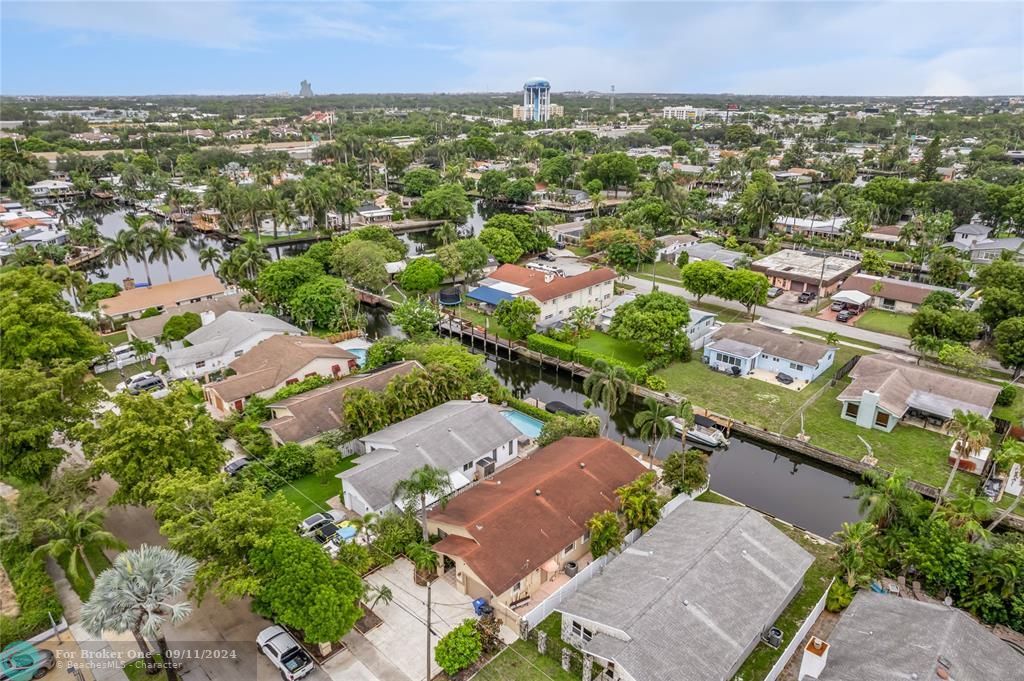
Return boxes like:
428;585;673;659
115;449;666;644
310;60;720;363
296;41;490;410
163;311;302;365
708;325;832;366
818;591;1023;681
341;401;522;510
558;501;813;681
683;242;745;268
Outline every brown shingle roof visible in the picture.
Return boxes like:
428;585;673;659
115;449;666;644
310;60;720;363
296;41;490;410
125;294;242;341
98;274;226;317
261;361;421;443
490;263;617;303
206;336;355;403
429;437;647;596
840;274;951;306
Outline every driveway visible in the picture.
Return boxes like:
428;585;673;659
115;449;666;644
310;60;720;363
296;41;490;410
766;290;818;314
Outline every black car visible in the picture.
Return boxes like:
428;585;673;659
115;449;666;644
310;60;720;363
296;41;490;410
775;373;794;385
223;457;251;476
836;310;855;323
797;292;815;304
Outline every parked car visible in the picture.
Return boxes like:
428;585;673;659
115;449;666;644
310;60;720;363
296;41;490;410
797;292;815;304
767;287;783;298
126;374;165;395
830;301;846;311
297;510;345;537
0;641;55;680
538;252;556;262
775;373;794;385
257;626;314;681
836;310;855;323
223;457;251;476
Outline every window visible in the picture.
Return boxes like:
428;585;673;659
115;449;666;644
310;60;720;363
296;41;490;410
845;403;859;418
195;360;206;369
789;362;803;371
583;529;591;542
881;298;896;310
875;411;890;428
564;542;575;555
716;353;741;367
463;461;473;472
234;350;244;358
513;580;522;592
570;622;594;642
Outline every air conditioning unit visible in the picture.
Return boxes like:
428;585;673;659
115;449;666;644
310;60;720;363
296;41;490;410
476;457;495;477
761;626;784;649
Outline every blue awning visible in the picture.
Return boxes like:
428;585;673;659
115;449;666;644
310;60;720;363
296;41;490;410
467;286;515;306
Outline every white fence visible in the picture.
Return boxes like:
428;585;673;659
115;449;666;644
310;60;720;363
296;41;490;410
763;578;834;681
520;528;641;634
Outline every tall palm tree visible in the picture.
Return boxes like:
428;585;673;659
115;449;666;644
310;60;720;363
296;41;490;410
633;397;675;467
42;264;87;311
81;545;197;681
938;490;992;542
272;194;297;237
198;246;222;273
33;507;124;582
936;409;994;514
852;469;921;531
988;441;1024;533
583;359;633;435
434;222;458;246
349;512;379;545
226;241;270;282
262;190;286;239
834;521;879;588
101;232;137;279
122;214;155;284
393;465;454;543
147;225;187;281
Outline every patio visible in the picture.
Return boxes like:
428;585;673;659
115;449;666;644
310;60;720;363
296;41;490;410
744;368;809;392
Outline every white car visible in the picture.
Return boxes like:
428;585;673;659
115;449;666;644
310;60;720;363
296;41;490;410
257;626;314;680
296;510;346;537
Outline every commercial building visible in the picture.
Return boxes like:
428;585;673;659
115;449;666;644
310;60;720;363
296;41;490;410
661;105;708;121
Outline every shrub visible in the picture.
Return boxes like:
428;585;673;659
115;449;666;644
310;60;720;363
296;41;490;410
0;540;63;646
371;511;421;557
645;375;667;391
271;375;334;401
505;398;553;424
997;384;1018;407
434;619;482;676
161;312;202;342
826;581;854;613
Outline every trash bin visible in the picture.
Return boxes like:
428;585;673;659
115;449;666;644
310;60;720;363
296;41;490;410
473;598;493;616
564;561;578;577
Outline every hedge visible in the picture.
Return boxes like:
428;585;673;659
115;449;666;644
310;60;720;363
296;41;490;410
505;398;553;423
526;334;650;383
0;540;64;646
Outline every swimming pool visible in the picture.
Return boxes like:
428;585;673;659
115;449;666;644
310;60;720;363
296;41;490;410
337;524;357;542
349;348;368;367
501;409;544;439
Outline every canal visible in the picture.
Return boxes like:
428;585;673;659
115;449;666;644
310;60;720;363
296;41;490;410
363;307;864;537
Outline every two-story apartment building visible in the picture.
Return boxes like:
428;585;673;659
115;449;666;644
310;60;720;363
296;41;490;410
703;325;835;385
338;399;523;516
468;263;617;327
429;437;647;616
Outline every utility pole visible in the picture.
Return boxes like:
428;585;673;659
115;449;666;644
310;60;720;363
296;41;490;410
425;582;432;681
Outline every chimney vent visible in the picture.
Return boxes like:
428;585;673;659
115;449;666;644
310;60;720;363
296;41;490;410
579;462;586;469
535;489;542;496
798;637;830;680
122;277;135;291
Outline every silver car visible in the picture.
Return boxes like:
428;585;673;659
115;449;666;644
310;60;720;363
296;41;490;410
257;626;314;681
296;510;346;537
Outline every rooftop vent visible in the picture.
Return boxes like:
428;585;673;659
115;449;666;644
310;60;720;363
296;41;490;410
579;462;586;469
535;489;542;496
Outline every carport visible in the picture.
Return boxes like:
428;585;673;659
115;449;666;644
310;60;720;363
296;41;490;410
832;289;871;311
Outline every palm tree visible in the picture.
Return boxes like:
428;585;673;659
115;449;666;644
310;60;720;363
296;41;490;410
122;214;155;284
938;490;992;542
434;222;458;246
364;583;393;612
148;225;187;281
987;441;1024;533
936;409;994;513
589;189;605;217
198;246;222;273
42;264;87;311
834;521;878;588
582;359;633;435
393;465;454;543
673;400;694;449
405;541;439;585
349;512;379;545
633;397;675;467
852;469;920;531
33;507;124;582
102;232;136;279
81;545;197;681
226;241;270;282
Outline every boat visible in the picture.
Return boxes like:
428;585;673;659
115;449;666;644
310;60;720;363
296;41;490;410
669;414;729;448
544;400;587;416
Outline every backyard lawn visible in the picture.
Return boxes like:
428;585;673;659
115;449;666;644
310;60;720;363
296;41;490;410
878;250;911;263
577;331;647;366
277;455;358;518
656;348;856;433
94;361;152;392
453;306;516;341
853;309;914;338
99;330;128;347
992;387;1024;424
474;640;579;681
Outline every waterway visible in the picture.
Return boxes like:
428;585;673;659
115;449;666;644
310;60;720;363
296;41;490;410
363;307;864;537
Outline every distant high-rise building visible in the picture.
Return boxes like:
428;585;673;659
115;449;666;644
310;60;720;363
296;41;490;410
662;105;707;121
298;80;314;97
519;78;553;122
513;102;563;121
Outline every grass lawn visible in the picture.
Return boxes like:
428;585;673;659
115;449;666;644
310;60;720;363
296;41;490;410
696;490;741;506
792;327;881;350
992;388;1024;424
277;455;358;518
475;640;579;681
99;329;128;347
568;246;592;257
577;331;647;366
57;545;113;601
779;380;963;490
123;656;169;681
878;250;911;263
854;309;914;339
631;260;681;281
732;525;838;681
695;301;756;323
656;347;856;433
453;306;516;341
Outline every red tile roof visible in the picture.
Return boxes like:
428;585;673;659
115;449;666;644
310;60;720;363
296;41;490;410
489;264;617;303
430;437;646;596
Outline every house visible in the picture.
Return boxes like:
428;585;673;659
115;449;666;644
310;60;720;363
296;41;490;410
162;311;303;380
184;129;215;141
124;294;242;343
203;335;356;416
774;216;849;238
796;591;1020;681
429;437;647;613
946;223;1024;263
837;354;999;433
27;180;75;198
951;223;992;249
654;234;698;263
70;131;117;144
861;224;903;246
354;202;393;224
469;263;617;326
262;361;421;446
97;274;229;319
703;325;835;384
545;221;587;247
837;274;953;313
557;500;813;681
597;293;718;345
339;399;523;515
751;249;860;296
679;242;745;269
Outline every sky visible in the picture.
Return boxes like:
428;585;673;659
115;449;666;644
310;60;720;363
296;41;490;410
2;1;1022;97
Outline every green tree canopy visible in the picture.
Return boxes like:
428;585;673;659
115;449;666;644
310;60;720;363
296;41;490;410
609;291;691;357
482;213;551;254
434;619;482;676
333;241;390;292
586;510;624;559
398;257;446;293
718;268;770;316
289;276;360;331
412;183;473;223
256;257;323;307
334;226;407;262
478;227;524;264
161;312;202;342
494;297;540;340
994;317;1024;377
679;260;728;302
388;299;440;339
401;167;442;196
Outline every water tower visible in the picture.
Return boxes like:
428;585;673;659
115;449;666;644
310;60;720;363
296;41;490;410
523;78;552;122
